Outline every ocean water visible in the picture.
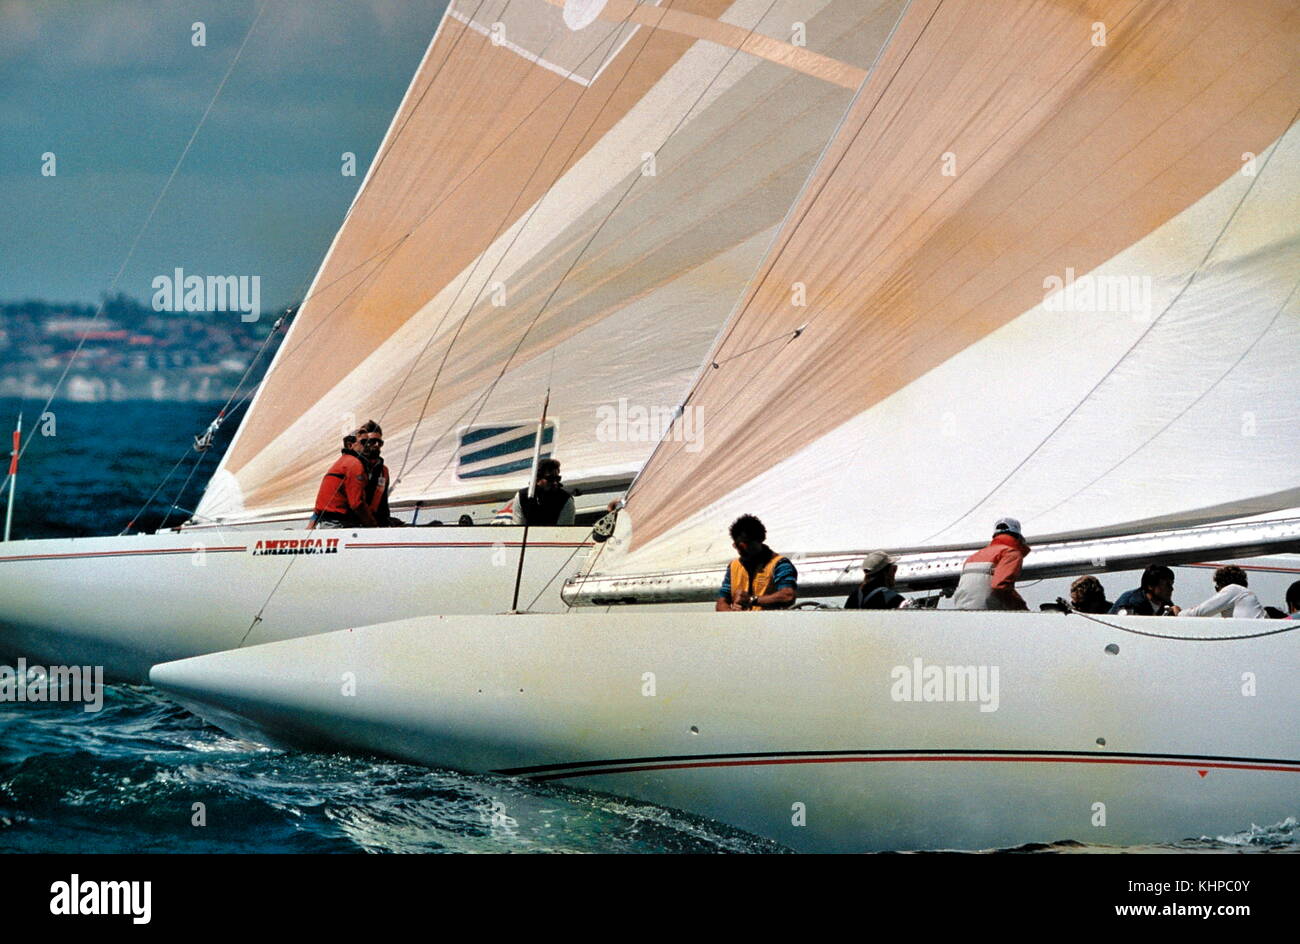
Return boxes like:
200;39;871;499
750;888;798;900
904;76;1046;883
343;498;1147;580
1;401;1296;854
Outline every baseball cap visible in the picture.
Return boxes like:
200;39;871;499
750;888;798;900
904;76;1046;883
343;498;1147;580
994;516;1023;537
861;550;896;576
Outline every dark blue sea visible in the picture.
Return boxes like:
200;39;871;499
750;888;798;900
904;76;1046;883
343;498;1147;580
1;400;1296;854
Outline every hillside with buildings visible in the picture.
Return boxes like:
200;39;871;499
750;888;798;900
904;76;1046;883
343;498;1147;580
0;295;286;401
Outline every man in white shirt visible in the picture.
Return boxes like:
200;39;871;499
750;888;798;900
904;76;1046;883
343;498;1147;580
1179;565;1266;619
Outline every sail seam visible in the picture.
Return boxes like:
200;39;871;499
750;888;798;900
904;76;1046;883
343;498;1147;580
925;101;1300;543
620;0;945;500
199;1;486;514
621;0;924;504
402;0;793;490
384;6;645;481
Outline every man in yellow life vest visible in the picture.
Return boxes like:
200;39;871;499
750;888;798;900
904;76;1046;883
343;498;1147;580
715;514;797;611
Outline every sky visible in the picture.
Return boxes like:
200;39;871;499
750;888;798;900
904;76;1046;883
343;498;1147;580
0;0;449;311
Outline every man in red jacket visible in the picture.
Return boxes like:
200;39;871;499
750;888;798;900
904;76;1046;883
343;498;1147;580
952;516;1030;610
356;422;396;526
308;427;378;529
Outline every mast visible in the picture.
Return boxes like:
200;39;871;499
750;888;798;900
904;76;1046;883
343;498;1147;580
512;388;550;612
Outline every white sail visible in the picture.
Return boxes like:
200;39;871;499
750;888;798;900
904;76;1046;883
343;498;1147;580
197;0;911;523
589;0;1300;582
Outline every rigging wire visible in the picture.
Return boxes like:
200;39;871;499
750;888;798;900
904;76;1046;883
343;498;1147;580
118;2;498;533
614;0;950;495
922;96;1300;543
524;523;601;613
377;6;637;474
386;2;650;485
238;556;298;648
405;0;789;493
158;435;217;531
120;309;289;533
607;1;920;511
263;0;503;360
626;0;1151;495
0;0;269;499
228;1;639;636
270;0;631;363
708;325;806;369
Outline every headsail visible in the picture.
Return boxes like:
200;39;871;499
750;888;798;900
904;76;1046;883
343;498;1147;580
591;0;1300;582
198;0;911;523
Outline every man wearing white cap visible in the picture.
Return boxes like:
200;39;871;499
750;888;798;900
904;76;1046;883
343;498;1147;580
952;517;1031;611
844;550;909;609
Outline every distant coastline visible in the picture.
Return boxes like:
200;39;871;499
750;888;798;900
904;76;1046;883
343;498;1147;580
0;295;288;402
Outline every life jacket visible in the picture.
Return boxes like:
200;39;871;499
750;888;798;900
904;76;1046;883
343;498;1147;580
366;461;390;517
314;451;368;518
952;532;1029;610
516;486;571;526
728;550;791;610
845;585;905;610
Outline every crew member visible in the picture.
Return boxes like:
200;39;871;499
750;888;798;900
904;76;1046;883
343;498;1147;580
310;427;377;529
844;551;908;609
1109;564;1179;616
716;514;797;611
1287;580;1300;619
1068;575;1112;614
356;421;401;527
952;517;1030;610
1179;565;1265;619
510;458;575;526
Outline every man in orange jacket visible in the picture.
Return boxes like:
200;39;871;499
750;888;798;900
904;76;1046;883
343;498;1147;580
952;516;1030;610
308;427;378;529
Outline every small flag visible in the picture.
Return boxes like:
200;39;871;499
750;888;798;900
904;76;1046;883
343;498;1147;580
456;422;554;480
8;415;20;476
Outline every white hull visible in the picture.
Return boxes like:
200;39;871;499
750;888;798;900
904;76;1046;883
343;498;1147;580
150;609;1300;852
0;527;588;682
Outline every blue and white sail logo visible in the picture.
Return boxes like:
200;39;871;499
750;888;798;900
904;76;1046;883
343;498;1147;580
456;423;555;480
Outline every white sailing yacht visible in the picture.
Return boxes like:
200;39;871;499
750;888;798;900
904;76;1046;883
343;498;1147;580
2;0;895;680
150;0;1300;851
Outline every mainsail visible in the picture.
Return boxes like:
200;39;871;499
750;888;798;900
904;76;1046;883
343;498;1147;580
197;0;911;523
589;0;1300;583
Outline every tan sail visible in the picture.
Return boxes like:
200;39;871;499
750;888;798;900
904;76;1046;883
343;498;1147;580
602;0;1300;578
199;0;910;522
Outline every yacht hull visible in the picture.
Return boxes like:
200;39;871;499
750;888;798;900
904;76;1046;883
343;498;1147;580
0;527;588;681
149;609;1300;852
